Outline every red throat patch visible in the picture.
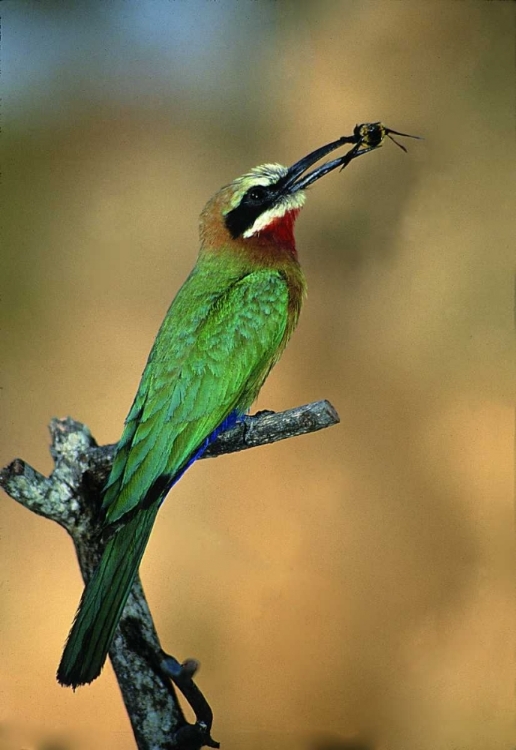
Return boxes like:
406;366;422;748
254;209;300;257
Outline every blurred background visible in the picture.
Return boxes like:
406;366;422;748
1;2;514;749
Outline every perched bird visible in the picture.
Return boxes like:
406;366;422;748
57;125;409;688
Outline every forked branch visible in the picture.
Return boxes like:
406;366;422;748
0;400;339;750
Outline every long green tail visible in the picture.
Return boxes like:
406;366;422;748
57;503;159;687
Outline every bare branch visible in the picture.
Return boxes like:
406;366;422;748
203;399;340;457
0;400;340;749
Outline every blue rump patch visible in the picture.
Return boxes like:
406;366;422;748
159;409;242;503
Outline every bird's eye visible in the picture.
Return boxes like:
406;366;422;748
247;186;269;203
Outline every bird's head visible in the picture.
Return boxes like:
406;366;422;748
199;134;374;259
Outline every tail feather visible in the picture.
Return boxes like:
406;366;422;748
57;504;159;687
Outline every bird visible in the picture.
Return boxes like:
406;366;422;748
57;124;413;688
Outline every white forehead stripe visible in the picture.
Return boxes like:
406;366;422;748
224;164;289;213
243;192;306;238
241;163;288;184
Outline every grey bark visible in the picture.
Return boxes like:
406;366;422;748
0;400;340;750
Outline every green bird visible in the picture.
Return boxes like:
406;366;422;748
57;128;388;688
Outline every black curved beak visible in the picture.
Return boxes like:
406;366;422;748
282;122;421;194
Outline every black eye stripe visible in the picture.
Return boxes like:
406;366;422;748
225;185;277;239
246;185;271;203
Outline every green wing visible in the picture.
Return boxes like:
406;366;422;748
103;267;289;523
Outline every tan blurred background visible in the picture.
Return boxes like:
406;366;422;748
1;2;514;749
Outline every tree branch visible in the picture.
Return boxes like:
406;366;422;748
0;400;339;750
